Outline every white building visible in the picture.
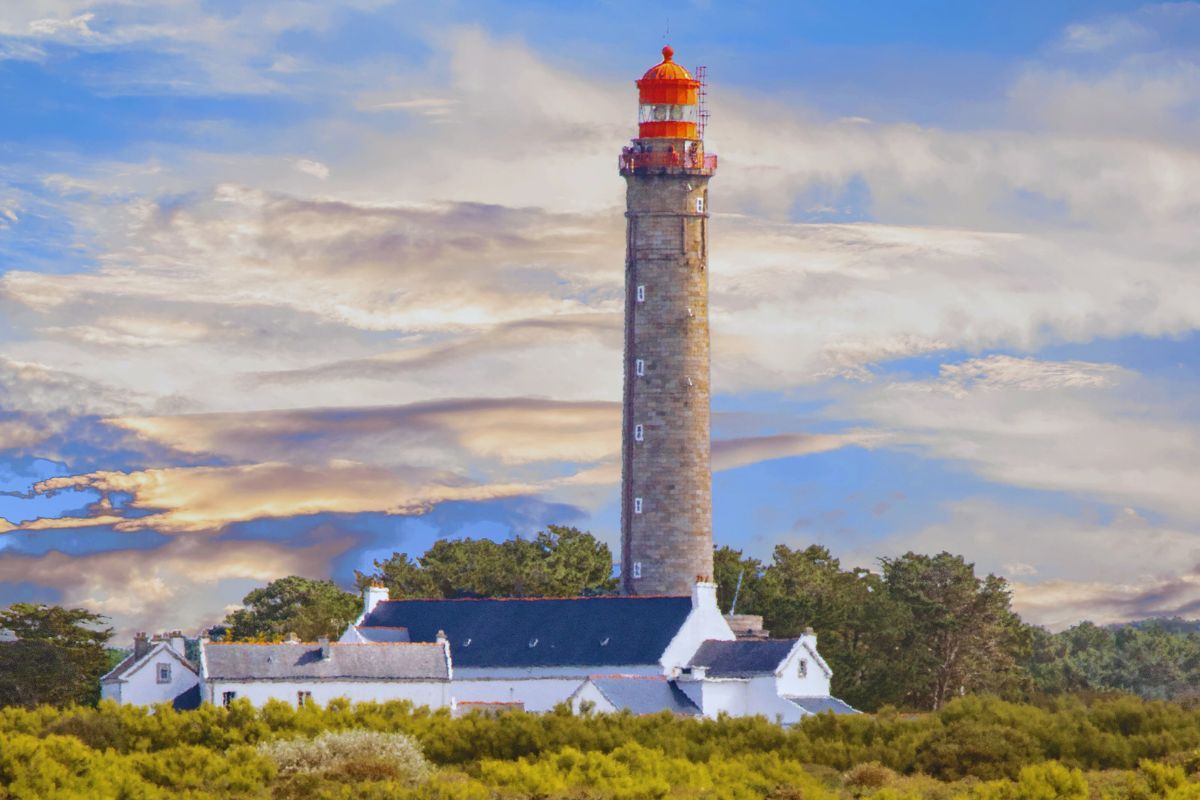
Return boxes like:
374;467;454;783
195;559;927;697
343;581;856;720
678;634;855;724
198;636;451;709
100;632;200;709
343;581;733;712
569;676;701;716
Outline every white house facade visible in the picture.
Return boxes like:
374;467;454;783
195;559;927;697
342;581;856;720
198;637;451;709
100;633;200;709
678;634;855;725
343;581;735;712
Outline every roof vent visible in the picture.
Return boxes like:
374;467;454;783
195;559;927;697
463;638;472;647
600;637;610;646
528;637;539;648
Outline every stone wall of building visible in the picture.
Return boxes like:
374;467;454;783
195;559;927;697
620;157;714;596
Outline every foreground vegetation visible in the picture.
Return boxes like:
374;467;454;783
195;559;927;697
8;695;1200;798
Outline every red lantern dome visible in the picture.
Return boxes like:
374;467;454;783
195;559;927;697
636;45;700;139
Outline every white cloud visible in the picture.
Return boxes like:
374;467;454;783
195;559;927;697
842;356;1200;521
294;159;330;180
854;499;1200;630
1060;18;1151;53
2;11;1200;628
28;12;94;37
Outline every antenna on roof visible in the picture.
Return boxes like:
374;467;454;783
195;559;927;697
729;569;745;616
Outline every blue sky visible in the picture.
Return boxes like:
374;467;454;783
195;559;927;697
1;0;1198;636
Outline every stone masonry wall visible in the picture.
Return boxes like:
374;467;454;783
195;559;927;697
620;165;714;596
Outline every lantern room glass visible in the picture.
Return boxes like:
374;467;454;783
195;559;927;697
639;103;698;124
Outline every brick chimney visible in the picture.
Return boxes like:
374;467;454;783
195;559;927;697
725;614;769;640
133;632;150;660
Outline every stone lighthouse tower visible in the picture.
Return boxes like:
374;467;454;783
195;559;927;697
619;46;717;596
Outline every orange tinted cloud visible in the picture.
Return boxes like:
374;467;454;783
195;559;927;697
30;461;539;533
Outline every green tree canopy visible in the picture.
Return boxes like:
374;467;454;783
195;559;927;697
220;576;360;642
0;603;112;707
358;526;617;599
715;546;1030;711
880;551;1030;709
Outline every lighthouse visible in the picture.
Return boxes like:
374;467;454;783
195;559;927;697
619;46;717;596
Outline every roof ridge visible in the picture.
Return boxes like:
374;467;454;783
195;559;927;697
205;641;441;647
378;594;689;605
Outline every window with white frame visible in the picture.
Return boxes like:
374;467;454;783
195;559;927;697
222;691;237;707
635;358;645;376
632;561;642;579
695;197;704;213
633;497;643;514
636;285;645;302
156;662;171;684
297;690;313;707
798;659;808;678
633;424;644;442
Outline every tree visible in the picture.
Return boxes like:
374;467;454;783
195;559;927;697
880;551;1030;710
222;576;360;642
712;546;764;615
0;603;112;707
748;545;900;710
359;526;617;599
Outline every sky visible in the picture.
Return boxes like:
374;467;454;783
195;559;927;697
1;0;1199;638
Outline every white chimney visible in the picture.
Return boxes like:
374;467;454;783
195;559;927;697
363;583;389;616
691;578;718;611
169;631;186;657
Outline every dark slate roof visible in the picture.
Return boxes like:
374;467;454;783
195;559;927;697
687;639;798;678
359;595;693;668
202;642;449;681
353;626;410;643
786;696;859;715
172;684;202;711
590;677;700;716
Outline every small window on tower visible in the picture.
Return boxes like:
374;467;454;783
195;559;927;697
634;497;643;514
633;562;642;579
636;285;645;302
696;197;705;213
634;424;644;442
635;359;645;376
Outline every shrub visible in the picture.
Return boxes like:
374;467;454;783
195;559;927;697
844;761;898;790
258;729;430;785
1011;762;1088;800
